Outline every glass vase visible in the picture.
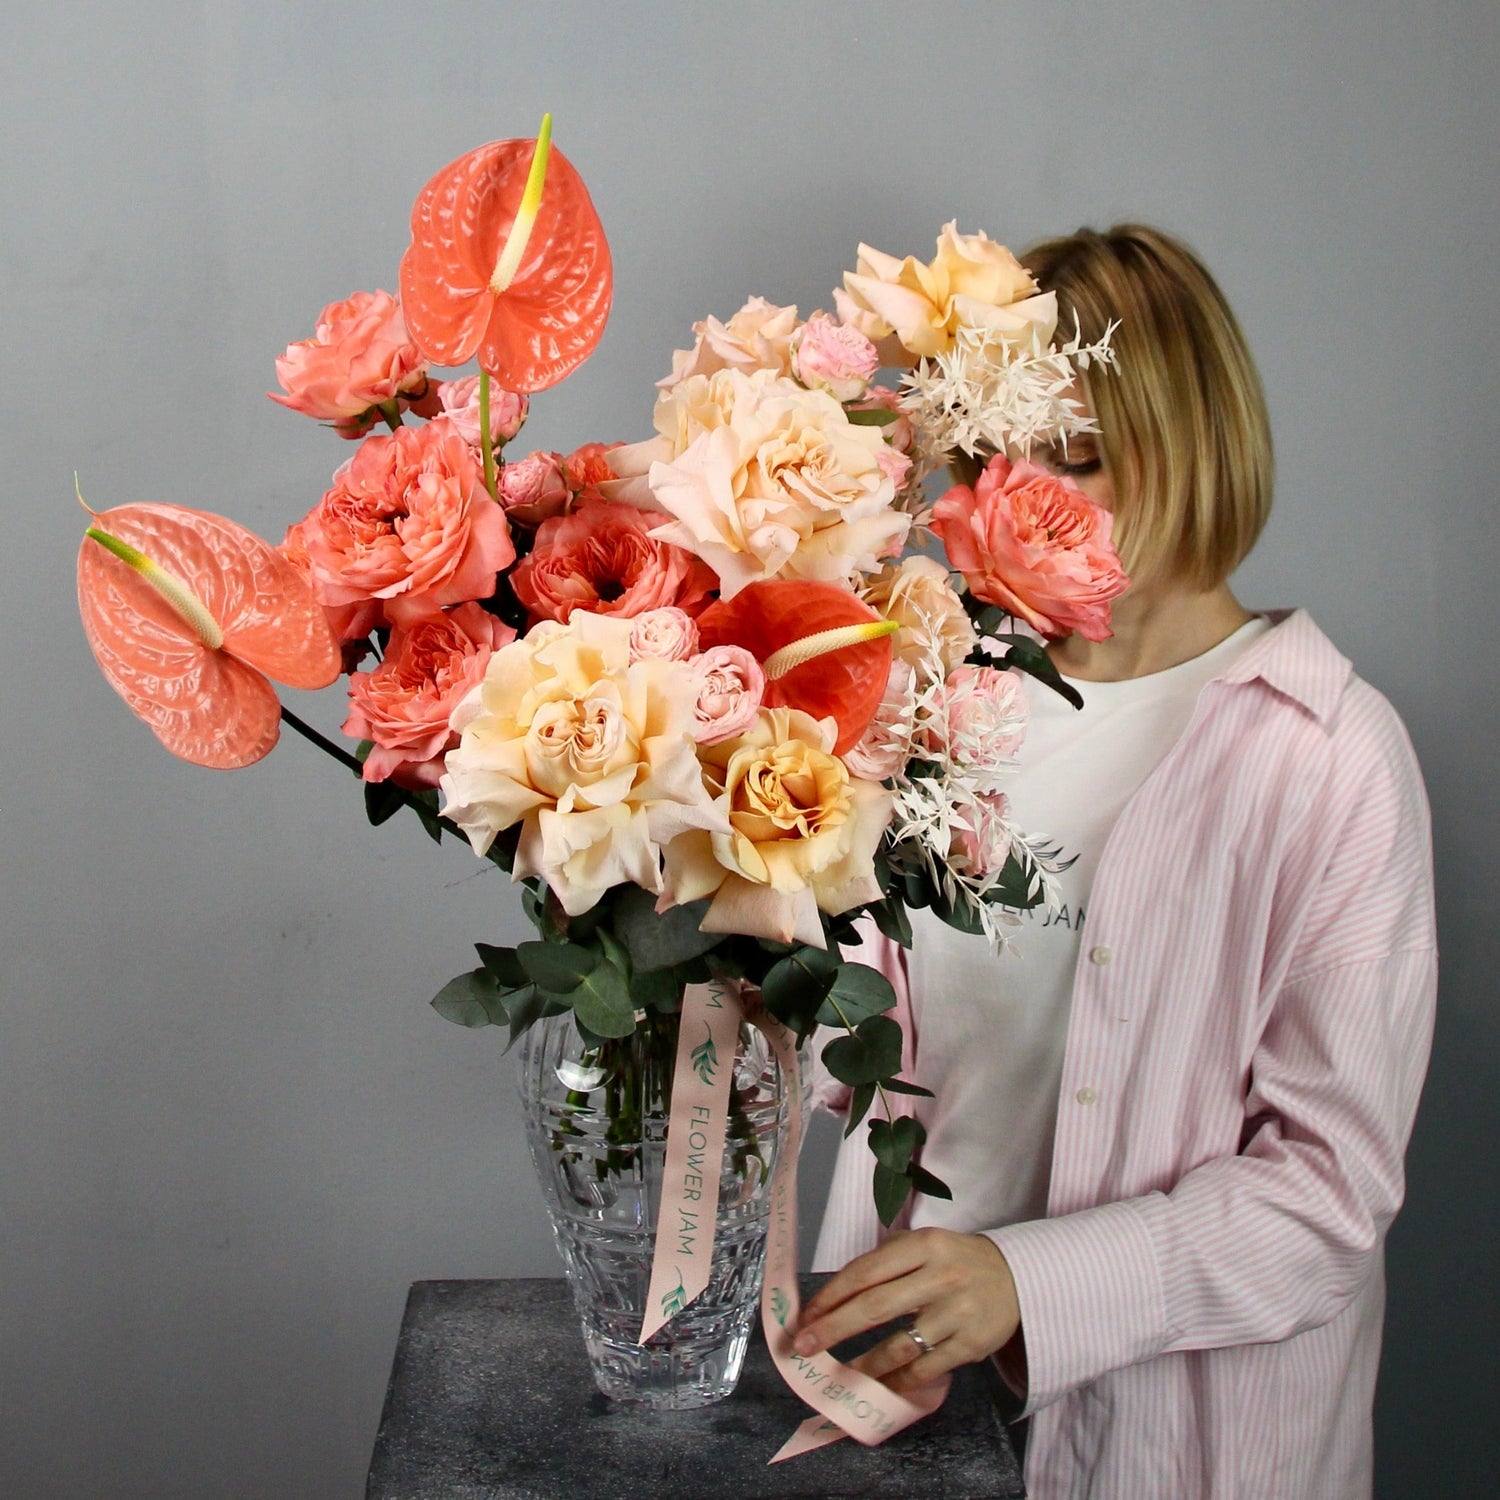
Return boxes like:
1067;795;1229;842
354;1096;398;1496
517;1005;798;1410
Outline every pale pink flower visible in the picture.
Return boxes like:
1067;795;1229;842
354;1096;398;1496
951;791;1013;879
270;290;429;437
842;658;916;781
659;297;799;391
295;419;514;636
849;384;916;456
342;603;514;788
496;450;572;529
435;375;529;447
875;444;914;492
629;607;700;663
923;665;1028;773
686;645;765;745
792;311;878;401
511;499;716;624
932;452;1129;642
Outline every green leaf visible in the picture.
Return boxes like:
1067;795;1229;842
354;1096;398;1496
475;944;528;988
984;849;1049;911
611;886;720;972
869;896;913;948
761;947;839;1024
843;1081;877;1138
568;956;636;1039
821;1014;904;1086
364;780;406;828
517;940;597;992
502;984;564;1050
908;1162;953;1201
816;962;896;1028
430;968;507;1029
882;1076;935;1098
844;404;900;426
629;965;680;1014
988;632;1085;710
873;1162;910;1227
868;1115;923;1175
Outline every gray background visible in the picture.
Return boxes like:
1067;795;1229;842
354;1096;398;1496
2;3;1494;1496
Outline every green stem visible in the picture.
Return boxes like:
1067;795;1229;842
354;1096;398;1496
478;371;499;500
379;400;404;432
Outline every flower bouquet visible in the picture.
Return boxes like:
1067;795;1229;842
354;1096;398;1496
75;117;1127;1450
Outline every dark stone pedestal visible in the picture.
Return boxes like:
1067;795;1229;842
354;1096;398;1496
367;1278;1026;1499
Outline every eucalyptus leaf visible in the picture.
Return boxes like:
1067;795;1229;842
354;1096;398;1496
821;1014;904;1086
989;633;1085;710
760;947;839;1024
502;985;565;1050
873;1162;910;1227
569;956;636;1039
908;1162;953;1201
868;1114;923;1175
629;966;681;1014
430;968;506;1029
611;886;720;972
816;962;896;1028
882;1077;935;1098
475;944;528;988
843;1081;877;1138
869;896;913;949
517;940;597;992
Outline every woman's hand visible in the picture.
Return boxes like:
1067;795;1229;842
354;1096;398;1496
792;1227;1023;1395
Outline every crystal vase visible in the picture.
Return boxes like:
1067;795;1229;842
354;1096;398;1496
517;1005;798;1409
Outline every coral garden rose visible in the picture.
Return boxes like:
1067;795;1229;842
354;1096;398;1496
861;555;976;682
295;419;514;636
629;607;699;663
841;658;916;782
270;290;430;437
836;222;1056;364
686;645;765;745
660;707;892;948
342;602;514;789
659;297;800;392
609;369;910;597
792;311;878;402
440;612;727;915
435;375;529;447
931;452;1129;642
511;499;716;624
563;441;625;500
496;450;572;528
923;665;1028;773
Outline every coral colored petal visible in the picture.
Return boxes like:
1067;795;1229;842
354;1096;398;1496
695;581;893;756
399;138;612;392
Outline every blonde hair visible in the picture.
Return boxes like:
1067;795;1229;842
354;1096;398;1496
1020;224;1273;590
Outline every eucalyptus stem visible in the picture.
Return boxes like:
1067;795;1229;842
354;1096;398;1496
478;371;499;500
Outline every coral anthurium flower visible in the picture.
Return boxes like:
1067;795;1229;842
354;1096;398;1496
695;580;896;756
398;115;613;393
78;502;342;769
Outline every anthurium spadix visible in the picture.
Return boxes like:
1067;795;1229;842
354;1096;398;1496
77;501;341;769
398;114;614;393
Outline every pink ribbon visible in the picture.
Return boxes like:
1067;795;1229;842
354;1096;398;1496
642;981;948;1461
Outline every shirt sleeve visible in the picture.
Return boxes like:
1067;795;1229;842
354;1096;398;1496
985;687;1437;1415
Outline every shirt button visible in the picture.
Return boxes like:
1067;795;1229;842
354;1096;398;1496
1089;945;1112;966
1076;1086;1099;1106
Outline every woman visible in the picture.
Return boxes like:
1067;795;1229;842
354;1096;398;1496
801;225;1436;1499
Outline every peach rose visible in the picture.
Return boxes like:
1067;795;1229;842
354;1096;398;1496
511;499;716;624
296;420;514;635
440;613;728;914
686;645;765;745
435;375;529;447
270;290;430;437
931;453;1129;642
496;450;572;529
923;665;1027;773
629;607;699;663
659;297;800;391
792;311;878;401
660;707;892;947
841;657;916;782
836;223;1057;364
342;602;514;788
861;555;976;682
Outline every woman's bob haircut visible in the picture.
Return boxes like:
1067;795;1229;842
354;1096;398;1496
1021;224;1273;591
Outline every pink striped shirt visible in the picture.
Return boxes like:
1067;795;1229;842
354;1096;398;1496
814;609;1437;1499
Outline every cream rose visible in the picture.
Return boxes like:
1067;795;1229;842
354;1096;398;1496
861;555;976;683
660;707;891;948
440;613;727;914
658;297;800;392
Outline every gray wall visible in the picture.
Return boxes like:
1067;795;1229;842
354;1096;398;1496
2;3;1493;1495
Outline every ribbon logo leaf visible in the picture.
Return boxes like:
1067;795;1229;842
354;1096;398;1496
661;1270;688;1321
690;1025;719;1086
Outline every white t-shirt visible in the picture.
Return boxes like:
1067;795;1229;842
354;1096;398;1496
905;615;1272;1234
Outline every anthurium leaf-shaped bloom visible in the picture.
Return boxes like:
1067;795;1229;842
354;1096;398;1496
398;118;613;392
78;503;341;769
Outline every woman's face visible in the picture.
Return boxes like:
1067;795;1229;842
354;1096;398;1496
1028;386;1116;510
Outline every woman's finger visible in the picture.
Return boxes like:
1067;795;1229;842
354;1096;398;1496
794;1266;939;1355
853;1312;960;1382
800;1233;927;1326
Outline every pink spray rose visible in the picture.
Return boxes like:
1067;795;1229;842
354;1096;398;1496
629;607;700;662
842;658;916;782
495;450;572;528
686;645;765;745
951;792;1013;879
295;419;515;636
792;311;879;401
923;665;1028;773
849;384;916;456
931;453;1129;641
270;290;430;437
342;603;515;788
435;375;529;447
510;499;716;624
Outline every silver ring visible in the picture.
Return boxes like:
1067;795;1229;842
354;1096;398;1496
904;1325;935;1356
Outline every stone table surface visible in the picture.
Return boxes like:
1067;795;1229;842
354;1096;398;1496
366;1277;1025;1500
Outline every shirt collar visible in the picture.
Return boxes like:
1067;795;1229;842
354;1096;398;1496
1216;608;1351;727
